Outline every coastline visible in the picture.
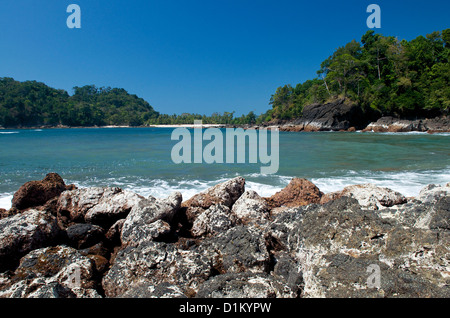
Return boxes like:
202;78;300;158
2;114;449;133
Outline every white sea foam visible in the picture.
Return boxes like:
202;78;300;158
311;169;450;197
1;169;447;211
0;195;12;210
0;132;18;134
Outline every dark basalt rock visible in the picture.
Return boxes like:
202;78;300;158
285;99;377;131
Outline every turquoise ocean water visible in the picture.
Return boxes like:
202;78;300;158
0;128;449;209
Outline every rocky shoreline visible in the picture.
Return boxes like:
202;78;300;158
268;100;450;133
0;173;449;298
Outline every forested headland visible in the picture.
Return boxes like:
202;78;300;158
1;29;448;128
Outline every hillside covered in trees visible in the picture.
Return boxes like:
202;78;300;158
1;29;448;128
0;78;258;127
0;79;159;127
263;29;450;122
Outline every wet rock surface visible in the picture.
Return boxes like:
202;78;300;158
0;173;448;298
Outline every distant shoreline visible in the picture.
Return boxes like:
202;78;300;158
1;114;449;133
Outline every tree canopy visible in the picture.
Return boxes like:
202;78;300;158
264;29;450;122
0;80;159;127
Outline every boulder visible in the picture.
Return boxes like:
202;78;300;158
417;183;450;204
265;178;323;209
102;241;212;298
66;223;105;249
320;183;407;210
11;173;68;210
0;246;101;298
363;116;425;132
311;253;447;298
182;177;245;223
57;187;145;228
0;209;61;271
199;225;270;274
191;204;235;238
120;192;181;246
380;196;450;231
231;190;270;224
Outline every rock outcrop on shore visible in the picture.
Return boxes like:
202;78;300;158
280;99;376;132
0;173;449;298
362;116;450;133
263;99;450;133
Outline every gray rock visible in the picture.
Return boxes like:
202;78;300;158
417;183;450;204
102;241;212;298
271;251;303;295
379;194;449;231
120;192;181;246
191;204;235;237
182;177;245;223
196;273;296;298
0;246;101;298
363;115;450;133
231;190;269;224
265;196;450;297
0;209;60;271
429;196;450;231
314;253;448;298
321;183;407;210
57;187;145;228
199;225;270;274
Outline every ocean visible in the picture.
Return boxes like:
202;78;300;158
0;127;449;209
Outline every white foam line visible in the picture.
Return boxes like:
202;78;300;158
0;195;13;210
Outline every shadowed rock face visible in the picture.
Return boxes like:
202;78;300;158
0;246;100;298
0;175;449;298
278;99;378;132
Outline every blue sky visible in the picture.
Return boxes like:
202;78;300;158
1;1;449;116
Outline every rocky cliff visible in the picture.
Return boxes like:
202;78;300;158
268;99;450;133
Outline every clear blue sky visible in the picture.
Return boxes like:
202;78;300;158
1;0;449;116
